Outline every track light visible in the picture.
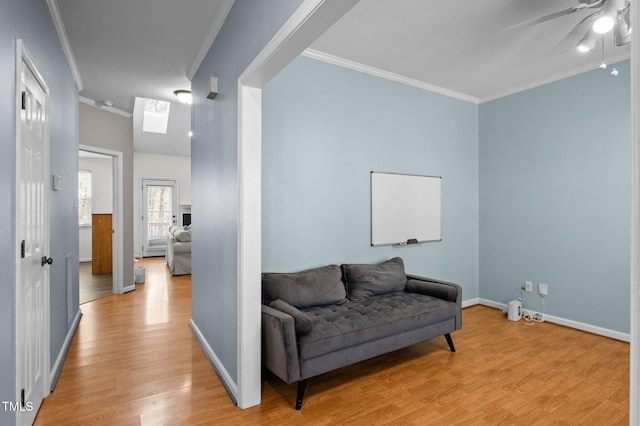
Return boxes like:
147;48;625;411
611;68;619;77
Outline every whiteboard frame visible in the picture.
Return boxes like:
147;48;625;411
370;171;442;246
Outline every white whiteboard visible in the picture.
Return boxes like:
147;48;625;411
370;171;442;246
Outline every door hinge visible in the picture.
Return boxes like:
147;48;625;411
21;91;26;110
20;240;25;258
21;388;25;408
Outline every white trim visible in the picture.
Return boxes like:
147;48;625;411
79;258;92;263
468;299;631;342
240;1;360;89
629;0;640;421
301;49;632;105
15;39;51;426
79;96;132;118
79;145;125;294
236;85;262;409
461;297;480;308
480;51;631;103
186;0;235;81
235;0;361;409
50;309;82;390
302;49;480;104
189;319;238;401
46;0;83;91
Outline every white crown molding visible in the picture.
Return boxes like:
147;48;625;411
46;0;83;92
186;0;235;81
302;49;481;104
302;48;632;105
79;96;133;118
480;51;632;103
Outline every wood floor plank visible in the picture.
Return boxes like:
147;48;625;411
35;258;629;425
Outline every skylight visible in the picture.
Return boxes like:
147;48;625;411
142;98;171;134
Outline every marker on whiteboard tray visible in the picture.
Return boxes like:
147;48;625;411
395;238;418;246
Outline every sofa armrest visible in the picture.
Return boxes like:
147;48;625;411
405;274;462;330
262;305;301;384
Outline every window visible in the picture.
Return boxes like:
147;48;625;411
142;98;171;134
78;169;92;226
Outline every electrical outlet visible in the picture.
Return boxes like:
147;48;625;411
539;283;548;296
525;281;533;292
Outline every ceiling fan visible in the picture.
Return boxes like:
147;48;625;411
508;0;632;54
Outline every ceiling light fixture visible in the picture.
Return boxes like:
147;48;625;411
614;15;632;45
174;90;192;104
592;15;615;34
577;30;597;52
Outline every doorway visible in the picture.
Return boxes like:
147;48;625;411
78;150;114;303
78;144;126;295
141;179;177;257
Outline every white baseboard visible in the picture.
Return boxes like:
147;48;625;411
189;319;238;404
122;284;136;293
79;258;91;263
50;309;82;390
466;298;630;342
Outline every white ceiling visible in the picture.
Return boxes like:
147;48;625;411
310;0;631;103
55;0;631;155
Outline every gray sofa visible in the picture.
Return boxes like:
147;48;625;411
261;257;462;410
165;225;191;275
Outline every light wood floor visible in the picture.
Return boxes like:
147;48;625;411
35;258;629;425
79;262;112;304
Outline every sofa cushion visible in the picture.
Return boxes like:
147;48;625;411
269;299;313;335
173;229;191;242
297;291;457;359
262;264;347;309
342;257;407;301
405;279;458;302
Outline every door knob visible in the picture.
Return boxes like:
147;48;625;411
41;256;53;266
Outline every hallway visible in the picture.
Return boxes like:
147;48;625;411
34;258;234;424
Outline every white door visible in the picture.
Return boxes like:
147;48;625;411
141;179;177;257
15;41;50;425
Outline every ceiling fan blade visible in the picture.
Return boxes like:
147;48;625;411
500;0;604;32
548;12;599;56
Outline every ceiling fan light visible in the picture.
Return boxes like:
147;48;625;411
614;20;632;46
173;90;192;104
592;15;615;34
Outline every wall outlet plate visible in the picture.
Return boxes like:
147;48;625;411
525;281;533;292
539;282;548;296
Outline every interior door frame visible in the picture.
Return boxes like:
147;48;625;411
235;0;361;408
141;178;178;257
79;144;125;294
15;39;51;425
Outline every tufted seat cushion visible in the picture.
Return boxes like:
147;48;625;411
297;291;456;360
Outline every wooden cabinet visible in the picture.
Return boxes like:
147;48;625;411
92;213;112;275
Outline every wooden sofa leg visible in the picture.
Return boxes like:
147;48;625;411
444;333;456;352
295;380;307;410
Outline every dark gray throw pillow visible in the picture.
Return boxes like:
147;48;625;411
262;264;347;309
342;257;407;301
269;299;313;335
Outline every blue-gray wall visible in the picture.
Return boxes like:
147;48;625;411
191;0;305;386
479;61;630;333
0;0;79;423
263;56;480;299
262;55;630;334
